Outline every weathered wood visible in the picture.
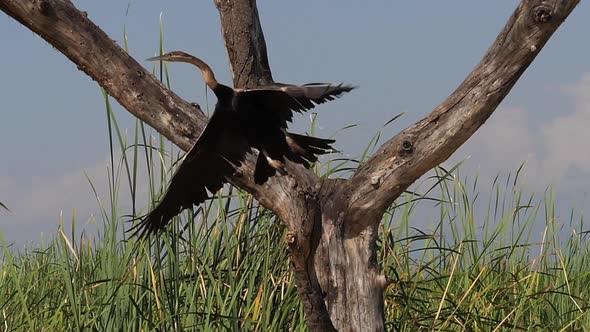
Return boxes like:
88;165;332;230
215;1;336;330
1;0;204;152
313;2;579;331
214;0;274;88
344;1;579;224
0;0;579;331
0;0;297;216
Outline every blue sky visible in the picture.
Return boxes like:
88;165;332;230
1;1;589;244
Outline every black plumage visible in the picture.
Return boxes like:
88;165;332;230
130;51;354;237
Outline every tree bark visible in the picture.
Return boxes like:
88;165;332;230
0;0;579;331
214;1;339;330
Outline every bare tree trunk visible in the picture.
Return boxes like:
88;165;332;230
0;0;579;331
214;1;580;331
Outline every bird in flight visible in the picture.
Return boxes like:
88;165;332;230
130;51;354;238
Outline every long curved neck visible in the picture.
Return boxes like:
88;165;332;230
184;56;219;90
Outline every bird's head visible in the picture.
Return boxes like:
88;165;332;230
146;51;219;90
146;51;194;63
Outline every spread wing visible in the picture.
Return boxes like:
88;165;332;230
235;83;355;129
129;111;249;238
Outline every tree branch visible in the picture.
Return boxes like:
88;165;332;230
215;0;274;88
343;0;580;232
0;0;292;213
1;0;205;151
1;0;333;329
215;1;335;330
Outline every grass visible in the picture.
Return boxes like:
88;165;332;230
381;167;590;331
2;106;590;331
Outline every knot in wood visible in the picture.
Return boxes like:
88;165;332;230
375;274;389;290
401;140;414;154
533;6;552;23
370;176;380;187
289;177;298;189
38;0;54;16
314;182;322;192
286;232;297;245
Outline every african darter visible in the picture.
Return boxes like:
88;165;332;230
131;51;354;237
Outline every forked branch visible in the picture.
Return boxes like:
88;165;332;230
0;0;580;331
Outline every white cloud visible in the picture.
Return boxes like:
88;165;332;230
471;107;536;165
0;157;111;238
453;72;590;195
0;151;159;243
539;73;590;187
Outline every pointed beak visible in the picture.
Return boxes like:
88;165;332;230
146;55;166;62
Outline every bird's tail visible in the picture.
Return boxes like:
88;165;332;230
254;133;336;184
285;132;336;163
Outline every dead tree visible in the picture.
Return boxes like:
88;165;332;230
0;0;579;330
